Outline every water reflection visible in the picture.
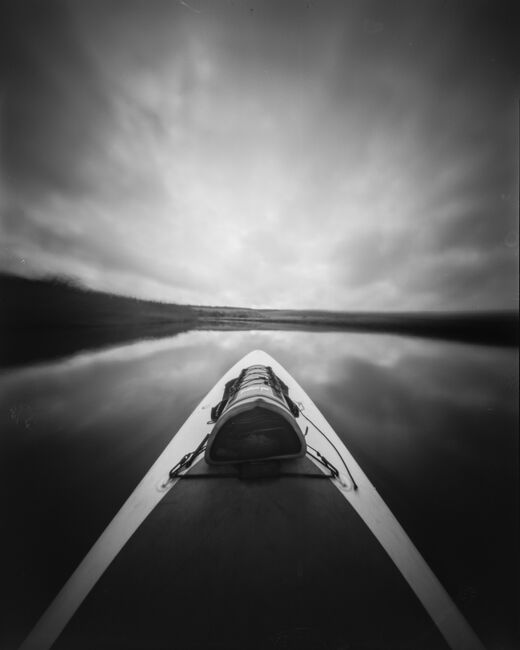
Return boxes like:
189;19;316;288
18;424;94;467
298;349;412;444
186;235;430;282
1;331;517;649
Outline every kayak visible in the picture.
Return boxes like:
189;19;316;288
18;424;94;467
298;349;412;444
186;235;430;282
20;349;485;650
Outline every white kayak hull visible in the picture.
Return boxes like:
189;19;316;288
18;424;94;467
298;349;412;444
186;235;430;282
20;350;484;650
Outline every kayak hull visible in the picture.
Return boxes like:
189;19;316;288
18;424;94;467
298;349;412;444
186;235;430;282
20;350;484;650
52;455;450;649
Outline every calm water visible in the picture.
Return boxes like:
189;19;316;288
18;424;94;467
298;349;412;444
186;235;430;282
1;331;518;649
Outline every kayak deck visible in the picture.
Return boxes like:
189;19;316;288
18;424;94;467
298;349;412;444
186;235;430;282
20;349;484;650
53;457;448;650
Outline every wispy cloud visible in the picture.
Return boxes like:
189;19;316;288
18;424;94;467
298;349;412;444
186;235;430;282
1;0;517;309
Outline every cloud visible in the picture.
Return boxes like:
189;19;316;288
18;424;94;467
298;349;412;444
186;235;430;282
0;0;114;197
1;0;517;310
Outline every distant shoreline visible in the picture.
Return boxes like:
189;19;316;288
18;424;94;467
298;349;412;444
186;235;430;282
194;312;518;347
1;273;517;367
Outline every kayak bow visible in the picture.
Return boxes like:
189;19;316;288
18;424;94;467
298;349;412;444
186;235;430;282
20;350;485;650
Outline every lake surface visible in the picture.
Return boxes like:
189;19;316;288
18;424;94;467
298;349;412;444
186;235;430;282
1;330;518;649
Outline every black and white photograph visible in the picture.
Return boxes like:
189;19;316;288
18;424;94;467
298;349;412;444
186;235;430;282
1;1;518;649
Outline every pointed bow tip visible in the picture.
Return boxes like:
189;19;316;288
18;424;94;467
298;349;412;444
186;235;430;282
239;349;275;365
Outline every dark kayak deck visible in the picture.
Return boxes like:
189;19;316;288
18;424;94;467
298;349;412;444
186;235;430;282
54;458;449;650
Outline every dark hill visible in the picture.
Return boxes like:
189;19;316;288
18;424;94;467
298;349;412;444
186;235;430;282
0;273;196;367
0;273;195;329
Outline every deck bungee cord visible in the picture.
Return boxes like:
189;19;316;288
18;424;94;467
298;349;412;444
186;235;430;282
159;432;342;486
159;363;358;490
297;405;359;490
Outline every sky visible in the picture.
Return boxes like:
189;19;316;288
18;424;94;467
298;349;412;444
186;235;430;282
0;0;518;310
